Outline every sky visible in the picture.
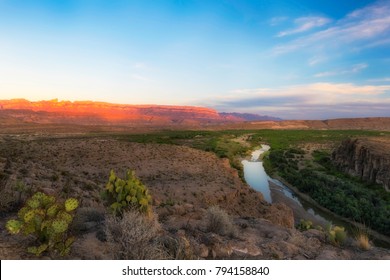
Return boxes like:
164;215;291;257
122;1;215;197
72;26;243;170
1;0;390;119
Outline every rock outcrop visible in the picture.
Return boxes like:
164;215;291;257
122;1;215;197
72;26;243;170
332;138;390;191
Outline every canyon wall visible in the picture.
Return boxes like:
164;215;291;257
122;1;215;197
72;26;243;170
332;138;390;191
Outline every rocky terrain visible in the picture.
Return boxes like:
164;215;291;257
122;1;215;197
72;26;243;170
0;134;389;260
332;137;390;191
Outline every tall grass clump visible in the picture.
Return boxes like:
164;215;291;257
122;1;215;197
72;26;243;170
356;233;371;250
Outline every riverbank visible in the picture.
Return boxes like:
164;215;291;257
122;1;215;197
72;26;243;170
271;174;390;247
269;180;328;227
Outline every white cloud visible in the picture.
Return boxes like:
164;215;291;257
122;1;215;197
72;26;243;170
314;63;368;77
198;82;390;119
368;77;390;82
272;1;390;55
277;16;331;37
308;56;327;66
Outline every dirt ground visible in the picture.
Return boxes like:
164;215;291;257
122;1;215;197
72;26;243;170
1;133;389;260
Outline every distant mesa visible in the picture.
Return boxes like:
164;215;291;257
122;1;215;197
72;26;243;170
0;98;281;126
2;99;389;131
219;112;283;122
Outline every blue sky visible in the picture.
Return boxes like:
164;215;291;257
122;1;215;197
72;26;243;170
1;0;390;119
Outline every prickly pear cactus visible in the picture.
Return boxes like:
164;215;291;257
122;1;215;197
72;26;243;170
52;219;69;233
5;191;79;257
326;224;347;246
65;198;79;212
102;169;152;216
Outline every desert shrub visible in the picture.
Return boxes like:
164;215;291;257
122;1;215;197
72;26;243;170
326;224;347;246
104;210;167;259
157;235;195;260
6;191;79;256
205;206;237;237
101;170;152;216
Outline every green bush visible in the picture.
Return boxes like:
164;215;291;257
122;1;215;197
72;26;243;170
101;170;152;216
6;192;79;256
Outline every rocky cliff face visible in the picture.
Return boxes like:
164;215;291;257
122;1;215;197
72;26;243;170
0;99;226;125
332;138;390;191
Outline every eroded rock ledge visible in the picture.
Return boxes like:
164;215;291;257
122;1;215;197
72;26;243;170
332;137;390;191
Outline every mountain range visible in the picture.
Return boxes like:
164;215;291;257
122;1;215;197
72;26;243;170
0;99;281;126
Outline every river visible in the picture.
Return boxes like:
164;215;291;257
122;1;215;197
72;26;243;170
242;145;390;248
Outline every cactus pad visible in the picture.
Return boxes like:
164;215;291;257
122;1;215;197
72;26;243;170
105;182;114;192
41;194;55;208
6;220;23;234
109;170;116;182
27;244;48;256
64;198;79;212
52;219;68;233
23;210;37;222
57;211;73;224
31;192;45;201
65;237;75;248
46;204;59;217
17;207;29;220
27;198;40;209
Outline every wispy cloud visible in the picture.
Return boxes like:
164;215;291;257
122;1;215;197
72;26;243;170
314;63;368;77
269;16;288;26
272;1;390;55
368;77;390;82
308;56;327;66
198;82;390;119
277;16;331;37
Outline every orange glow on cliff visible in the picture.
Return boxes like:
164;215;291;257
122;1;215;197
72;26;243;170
0;98;226;124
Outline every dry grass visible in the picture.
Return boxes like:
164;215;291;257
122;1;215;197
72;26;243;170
104;210;168;260
205;205;237;237
356;233;371;251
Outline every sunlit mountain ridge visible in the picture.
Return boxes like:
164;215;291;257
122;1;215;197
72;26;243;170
0;98;280;125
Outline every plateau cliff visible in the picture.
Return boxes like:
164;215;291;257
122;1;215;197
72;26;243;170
332;138;390;191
